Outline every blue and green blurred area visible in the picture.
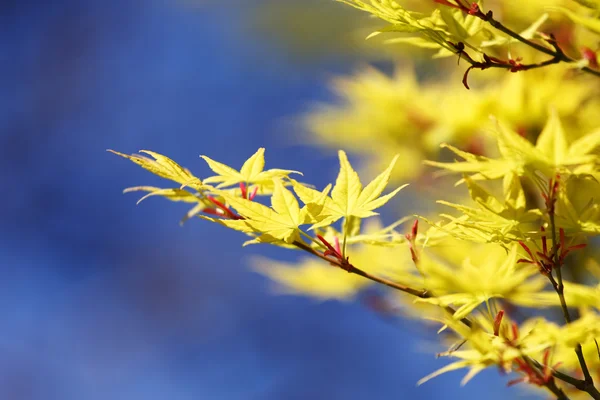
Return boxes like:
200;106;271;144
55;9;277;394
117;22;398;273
0;1;530;398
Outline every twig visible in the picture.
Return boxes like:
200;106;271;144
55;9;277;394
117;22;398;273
444;1;600;79
449;41;565;89
521;356;570;400
531;358;600;399
473;9;600;78
292;239;473;328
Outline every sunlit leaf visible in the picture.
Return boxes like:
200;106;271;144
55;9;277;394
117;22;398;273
109;150;202;189
201;148;301;190
311;151;407;228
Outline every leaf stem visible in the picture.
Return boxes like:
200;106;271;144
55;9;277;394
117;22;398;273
342;219;348;258
449;41;566;89
299;230;324;249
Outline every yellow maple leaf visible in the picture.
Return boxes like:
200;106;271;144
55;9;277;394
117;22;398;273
201;148;301;190
109;150;203;189
253;255;369;300
427;111;600;182
214;180;311;244
310;151;408;229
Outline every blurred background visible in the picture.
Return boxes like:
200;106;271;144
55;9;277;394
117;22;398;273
0;0;535;398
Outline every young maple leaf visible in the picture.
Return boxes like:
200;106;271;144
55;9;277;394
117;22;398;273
110;150;211;223
200;148;300;191
431;175;542;243
289;179;337;224
555;177;600;236
213;179;323;245
253;255;369;300
338;1;483;58
427;111;600;181
109;150;203;190
417;244;545;320
310;151;408;229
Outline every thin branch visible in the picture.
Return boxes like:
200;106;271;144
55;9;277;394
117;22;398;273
531;358;600;400
292;239;473;328
450;42;566;89
471;8;600;78
521;356;570;400
445;2;600;78
547;378;571;400
479;12;557;57
293;240;427;297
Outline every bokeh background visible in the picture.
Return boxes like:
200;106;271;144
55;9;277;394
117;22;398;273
1;1;536;398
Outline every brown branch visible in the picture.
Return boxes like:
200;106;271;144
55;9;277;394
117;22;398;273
530;358;600;399
450;41;565;89
292;239;473;328
444;2;600;79
521;356;570;400
470;7;600;78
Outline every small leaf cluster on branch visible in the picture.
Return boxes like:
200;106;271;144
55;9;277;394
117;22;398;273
339;0;600;88
112;0;600;398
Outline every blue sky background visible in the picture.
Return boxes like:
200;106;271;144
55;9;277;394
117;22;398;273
0;1;539;398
